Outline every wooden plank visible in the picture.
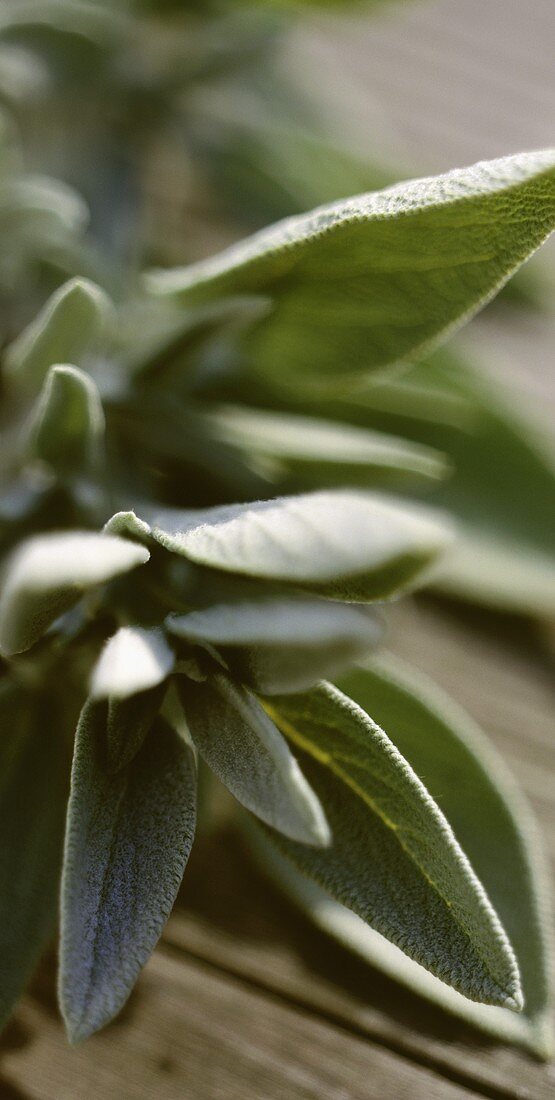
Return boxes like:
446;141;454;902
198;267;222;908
0;951;482;1100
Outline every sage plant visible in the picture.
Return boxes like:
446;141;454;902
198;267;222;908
0;0;553;1058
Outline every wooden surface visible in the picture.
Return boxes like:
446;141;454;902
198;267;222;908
1;599;554;1100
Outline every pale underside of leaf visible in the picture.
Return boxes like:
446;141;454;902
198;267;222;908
0;532;150;656
139;490;451;602
90;626;175;700
202;405;448;486
167;598;382;694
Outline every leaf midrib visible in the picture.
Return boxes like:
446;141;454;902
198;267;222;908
263;698;517;1003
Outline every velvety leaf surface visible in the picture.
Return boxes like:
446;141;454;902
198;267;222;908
0;682;68;1031
167;598;382;694
0;531;150;656
261;682;522;1009
331;656;553;1053
140;491;451;602
147;150;555;388
29;363;105;474
90;626;174;701
59;704;197;1043
178;671;330;846
4;276;112;391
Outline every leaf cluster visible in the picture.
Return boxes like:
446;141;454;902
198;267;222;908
0;0;553;1057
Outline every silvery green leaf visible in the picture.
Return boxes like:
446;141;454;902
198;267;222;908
167;598;381;694
178;671;330;846
0;532;150;656
142;491;451;602
147;151;555;388
318;656;552;1056
352;350;555;615
202;405;448;488
103;509;152;543
105;686;168;774
261;682;522;1010
29;363;105;475
90;627;174;701
0;0;126;44
0;682;68;1031
4;276;112;391
59;703;197;1043
421;362;555;615
0;173;88;248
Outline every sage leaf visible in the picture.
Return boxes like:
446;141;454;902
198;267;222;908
0;531;150;656
0;682;68;1031
203;405;448;488
90;626;174;701
320;656;552;1056
178;671;330;846
143;490;451;602
29;363;105;475
167;598;382;694
416;359;555;615
4;276;112;391
147;150;555;388
90;627;175;770
59;703;197;1043
261;682;522;1009
105;686;168;774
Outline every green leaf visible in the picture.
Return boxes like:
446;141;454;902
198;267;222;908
416;359;555;615
261;682;522;1010
167;598;381;694
317;656;552;1055
0;682;68;1031
89;627;175;771
0;172;88;249
178;671;330;846
147;150;555;389
4;276;112;391
0;531;150;656
59;702;197;1043
0;0;126;44
202;405;448;488
139;491;451;602
90;627;175;701
29;363;105;475
343;350;555;615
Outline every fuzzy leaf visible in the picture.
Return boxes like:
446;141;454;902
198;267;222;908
327;656;553;1054
203;405;448;488
0;682;68;1031
4;276;112;391
29;363;105;474
140;491;451;602
59;703;196;1043
147;150;555;388
167;598;381;694
178;671;330;846
90;627;174;701
0;532;150;656
261;682;522;1009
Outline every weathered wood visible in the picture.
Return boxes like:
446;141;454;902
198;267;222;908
1;950;484;1100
